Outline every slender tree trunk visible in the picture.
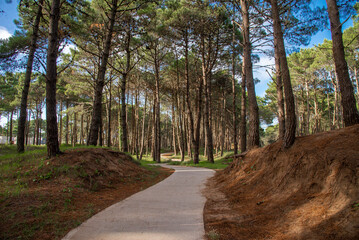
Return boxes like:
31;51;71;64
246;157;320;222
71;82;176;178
193;76;203;164
80;113;84;145
152;98;156;161
120;30;132;152
154;51;161;163
240;64;247;153
59;99;63;145
232;24;238;154
270;0;296;148
330;71;339;128
65;101;69;145
171;98;177;156
178;95;185;162
88;0;118;145
274;48;285;140
107;80;112;147
305;80;310;134
17;0;44;153
241;0;260;149
72;112;77;147
139;93;147;161
45;0;61;157
201;35;214;163
326;0;359;126
26;109;31;145
9;110;13;144
99;117;103;146
221;95;225;156
355;67;359;105
134;90;140;159
184;29;195;160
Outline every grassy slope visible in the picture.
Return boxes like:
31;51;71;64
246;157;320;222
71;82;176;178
166;151;234;169
0;144;171;240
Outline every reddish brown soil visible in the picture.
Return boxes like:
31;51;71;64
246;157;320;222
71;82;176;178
0;148;173;240
204;125;359;240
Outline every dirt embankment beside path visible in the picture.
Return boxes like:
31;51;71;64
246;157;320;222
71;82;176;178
204;124;359;240
1;148;172;240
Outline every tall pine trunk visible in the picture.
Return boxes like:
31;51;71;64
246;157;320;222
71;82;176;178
9;110;13;144
232;23;238;154
88;0;118;145
59;99;63;145
240;64;247;153
154;50;161;163
241;0;260;149
184;29;195;160
274;48;285;139
193;75;203;164
107;80;112;147
46;0;61;157
17;0;44;153
326;0;359;126
201;34;214;163
270;0;296;148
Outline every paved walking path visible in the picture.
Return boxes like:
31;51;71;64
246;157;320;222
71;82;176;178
62;165;215;240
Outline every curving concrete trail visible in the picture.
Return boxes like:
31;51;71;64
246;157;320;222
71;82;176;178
62;165;214;240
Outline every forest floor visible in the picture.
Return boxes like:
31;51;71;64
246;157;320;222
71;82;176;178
0;146;173;240
204;124;359;240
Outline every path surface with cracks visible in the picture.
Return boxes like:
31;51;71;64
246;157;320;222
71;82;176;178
62;164;215;240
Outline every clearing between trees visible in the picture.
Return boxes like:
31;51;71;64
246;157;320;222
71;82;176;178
204;124;359;240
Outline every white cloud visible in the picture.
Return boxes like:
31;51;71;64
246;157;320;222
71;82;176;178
0;26;11;40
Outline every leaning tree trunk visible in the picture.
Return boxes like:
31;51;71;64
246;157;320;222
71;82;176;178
45;0;61;157
270;0;296;148
326;0;359;126
241;0;260;149
88;0;118;145
17;0;44;153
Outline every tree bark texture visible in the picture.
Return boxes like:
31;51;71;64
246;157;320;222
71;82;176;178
232;24;238;155
326;0;359;126
17;0;44;152
45;0;61;157
88;0;118;145
270;0;296;148
274;47;285;140
240;63;247;153
241;0;260;149
201;34;214;163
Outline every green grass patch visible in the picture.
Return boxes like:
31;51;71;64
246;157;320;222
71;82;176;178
167;151;234;169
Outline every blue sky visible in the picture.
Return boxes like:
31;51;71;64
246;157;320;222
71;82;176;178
0;0;355;98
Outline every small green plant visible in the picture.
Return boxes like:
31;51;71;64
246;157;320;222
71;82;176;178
207;229;220;240
39;171;53;180
351;201;359;210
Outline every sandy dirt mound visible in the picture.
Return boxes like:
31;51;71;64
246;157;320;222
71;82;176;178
39;148;150;190
205;124;359;240
1;148;172;240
